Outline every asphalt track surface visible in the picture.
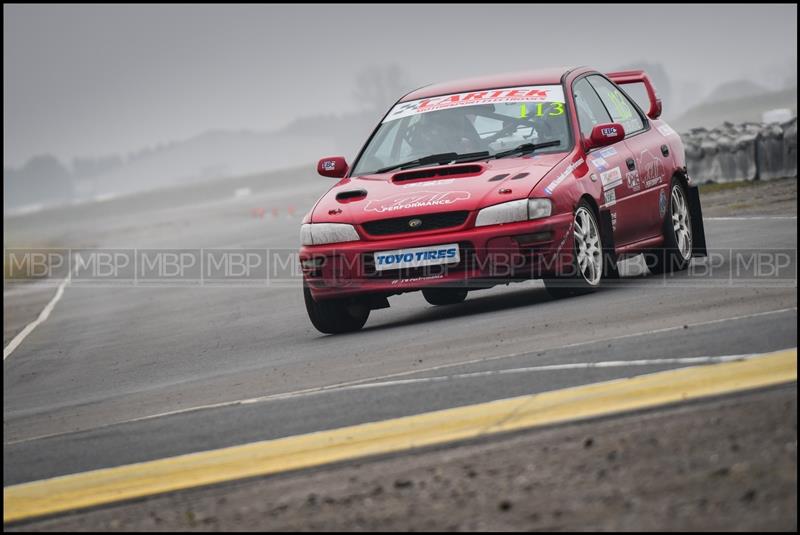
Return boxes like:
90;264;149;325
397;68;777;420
3;177;797;488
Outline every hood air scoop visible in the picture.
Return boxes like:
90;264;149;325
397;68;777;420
335;189;367;202
392;164;483;183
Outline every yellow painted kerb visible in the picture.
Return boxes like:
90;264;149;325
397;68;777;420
4;348;797;524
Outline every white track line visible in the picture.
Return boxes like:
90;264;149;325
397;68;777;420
0;354;764;447
6;307;796;446
705;216;797;221
292;354;758;391
123;307;799;418
3;273;71;361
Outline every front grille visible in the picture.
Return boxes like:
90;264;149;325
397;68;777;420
362;242;477;279
362;211;469;236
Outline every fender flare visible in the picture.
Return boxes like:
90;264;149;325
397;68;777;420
686;184;708;257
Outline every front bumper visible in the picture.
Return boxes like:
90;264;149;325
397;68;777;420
300;212;574;300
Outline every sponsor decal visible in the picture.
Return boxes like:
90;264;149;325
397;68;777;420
377;248;456;265
590;156;610;171
608;90;635;121
322;160;336;171
543;158;584;195
626;170;641;192
601;126;618;138
659;188;668;218
600;167;622;191
611;211;617;231
391;273;445;285
554;220;574;255
400;178;455;188
639;149;665;188
384;85;565;123
374;243;460;271
657;124;677;137
364;191;470;213
604;188;616;207
597;147;618;158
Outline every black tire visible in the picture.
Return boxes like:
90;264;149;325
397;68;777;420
303;283;369;334
422;287;468;306
544;200;608;299
645;178;693;275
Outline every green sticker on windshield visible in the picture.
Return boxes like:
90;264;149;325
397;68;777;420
609;90;633;120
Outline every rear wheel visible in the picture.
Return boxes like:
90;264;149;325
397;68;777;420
645;179;693;274
544;202;606;299
422;287;468;306
303;283;369;334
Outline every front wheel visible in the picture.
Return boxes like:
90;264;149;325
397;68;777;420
544;202;607;299
645;179;693;274
303;283;369;334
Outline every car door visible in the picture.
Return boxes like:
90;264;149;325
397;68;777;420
586;75;665;243
571;76;636;245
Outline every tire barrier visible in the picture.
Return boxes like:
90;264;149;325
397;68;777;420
681;117;797;183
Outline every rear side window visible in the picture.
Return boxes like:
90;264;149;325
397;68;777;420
587;75;645;135
572;78;611;139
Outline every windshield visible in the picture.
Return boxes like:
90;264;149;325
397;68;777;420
351;84;571;176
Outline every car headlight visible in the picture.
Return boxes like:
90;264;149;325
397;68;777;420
475;198;552;227
527;198;552;220
300;223;360;245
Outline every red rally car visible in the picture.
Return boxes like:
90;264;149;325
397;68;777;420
299;66;707;334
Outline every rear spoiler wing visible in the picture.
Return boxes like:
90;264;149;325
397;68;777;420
606;70;662;119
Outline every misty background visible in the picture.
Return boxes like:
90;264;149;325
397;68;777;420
3;3;797;213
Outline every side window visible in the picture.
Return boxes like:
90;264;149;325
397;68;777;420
572;78;612;139
587;75;645;134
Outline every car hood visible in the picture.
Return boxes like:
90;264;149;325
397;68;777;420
310;153;568;224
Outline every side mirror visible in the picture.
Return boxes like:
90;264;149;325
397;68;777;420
317;156;348;178
586;123;625;150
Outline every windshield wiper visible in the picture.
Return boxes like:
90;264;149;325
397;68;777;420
375;151;489;174
490;140;562;160
373;141;560;174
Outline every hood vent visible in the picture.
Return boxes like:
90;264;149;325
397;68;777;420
335;189;367;202
488;173;509;182
510;172;529;180
392;164;483;183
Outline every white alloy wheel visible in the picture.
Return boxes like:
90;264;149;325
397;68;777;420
671;184;693;260
573;206;603;286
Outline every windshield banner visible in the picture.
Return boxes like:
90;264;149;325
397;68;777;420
383;85;565;123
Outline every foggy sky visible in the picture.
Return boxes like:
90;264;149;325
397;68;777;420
4;3;797;167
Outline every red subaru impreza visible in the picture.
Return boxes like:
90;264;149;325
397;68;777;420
300;66;706;333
